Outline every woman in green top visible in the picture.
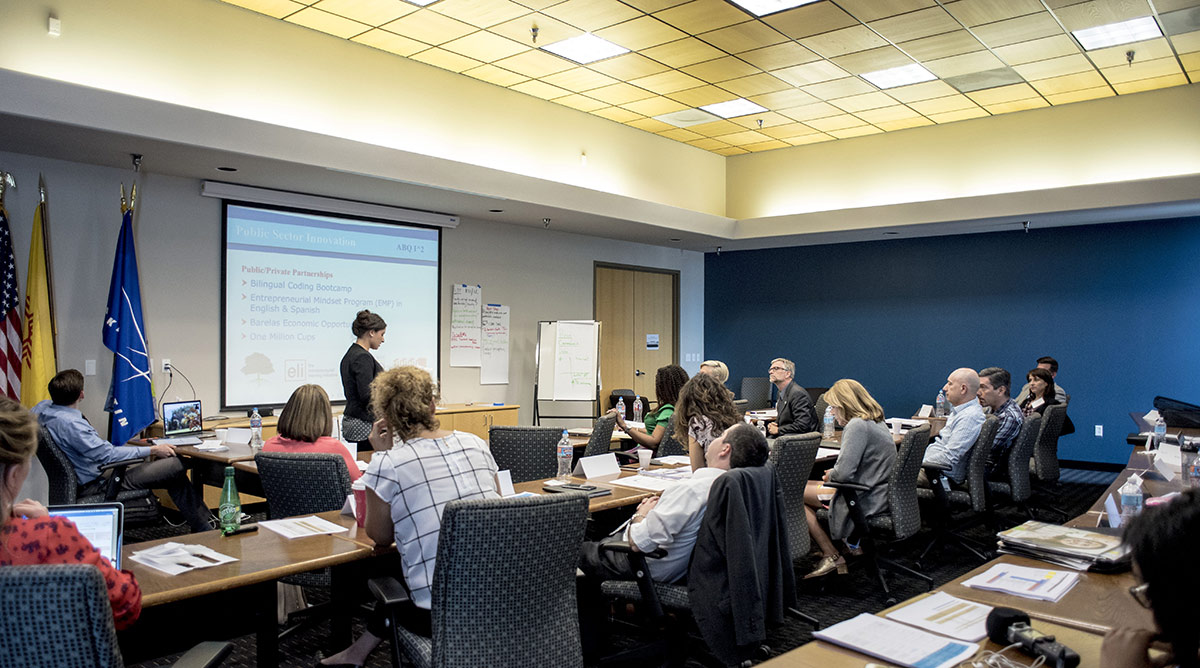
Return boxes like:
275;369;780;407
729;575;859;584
611;364;688;451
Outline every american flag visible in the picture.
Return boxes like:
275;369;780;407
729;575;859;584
0;207;21;400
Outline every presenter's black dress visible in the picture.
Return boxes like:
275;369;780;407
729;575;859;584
340;343;383;443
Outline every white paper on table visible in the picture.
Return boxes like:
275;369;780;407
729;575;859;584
1105;493;1122;528
817;448;840;459
497;470;516;496
653;455;693;466
194;441;229;452
918;405;933;418
885;591;991;642
1155;443;1181;481
567;427;592;437
611;475;674;492
130;542;238;575
961;563;1079;602
355;460;369;472
259;515;349;539
341;494;355;517
576;453;621;479
814;613;978;668
225;428;252;445
746;409;777;419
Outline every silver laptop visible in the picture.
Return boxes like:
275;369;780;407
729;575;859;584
47;502;124;569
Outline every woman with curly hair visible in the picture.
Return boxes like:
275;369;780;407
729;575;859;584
610;364;689;452
675;372;742;470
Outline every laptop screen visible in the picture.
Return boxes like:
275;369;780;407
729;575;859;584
47;503;124;569
162;400;203;437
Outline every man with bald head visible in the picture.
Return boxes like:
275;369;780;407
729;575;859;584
921;368;986;485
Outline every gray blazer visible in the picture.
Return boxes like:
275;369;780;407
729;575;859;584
828;418;896;541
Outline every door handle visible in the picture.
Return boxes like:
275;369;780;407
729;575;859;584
634;369;645;376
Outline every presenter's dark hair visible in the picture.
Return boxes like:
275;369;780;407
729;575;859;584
48;369;85;406
277;384;333;443
371;366;440;442
654;365;688;408
1124;489;1200;668
724;422;768;469
351;310;387;337
1025;367;1056;402
1036;356;1058;373
979;367;1011;397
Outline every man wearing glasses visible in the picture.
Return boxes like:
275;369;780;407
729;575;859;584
767;358;817;437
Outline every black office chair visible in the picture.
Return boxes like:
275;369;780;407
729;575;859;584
583;413;617;458
813;393;829;427
917;416;998;566
740;377;772;411
0;564;231;668
36;426;161;524
488;425;561;483
768;432;823;628
1028;403;1071;521
986;414;1042;523
656;418;687;457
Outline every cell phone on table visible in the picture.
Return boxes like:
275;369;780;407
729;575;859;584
548;483;597;492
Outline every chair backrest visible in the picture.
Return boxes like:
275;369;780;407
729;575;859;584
806;387;830;408
888;424;932;541
768;432;820;561
656;419;687;457
36;426;80;505
1032;404;1069;483
963;416;998;512
0;564;122;668
813;393;829;426
732;399;749;413
740;377;772;411
429;494;589;668
255;452;353;519
583;414;616;458
488;426;561;483
1005;414;1042;503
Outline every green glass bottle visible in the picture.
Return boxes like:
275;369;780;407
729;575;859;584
219;466;241;534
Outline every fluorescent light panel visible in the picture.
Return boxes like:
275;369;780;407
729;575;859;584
861;63;937;89
725;0;822;18
1072;16;1162;50
541;34;629;64
700;98;768;119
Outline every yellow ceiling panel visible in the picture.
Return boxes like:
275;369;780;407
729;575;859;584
591;107;643;123
667;84;737;106
493;49;576;77
785;133;835;146
542;0;642;31
966;82;1038;104
311;0;415;25
1111;72;1190;93
943;0;1045;27
729;111;793;128
383;10;477;44
409;47;484;72
927;107;990;122
1043;86;1114;104
805;114;869;131
628;69;706;94
855;104;924;123
589;53;671;79
686;137;732;150
924;50;1005;77
749;88;819;109
595;16;687;51
972;13;1064;47
760;122;818;138
552;93;608;111
776;100;842;121
885;79;960;102
1155;0;1200;10
899;30;987;61
1089;38;1174;68
220;0;306;20
1101;57;1183;83
698;21;788;53
830;91;899;112
462;63;530;86
441;30;530;61
1172;30;1200;53
1053;0;1153;32
832;46;914;75
718;72;793;97
743;138;791;151
764;2;857;40
685;119;746;136
713;129;772;145
772;60;849;86
659;127;706;141
621;0;692;13
620;95;689;115
836;0;936;22
432;0;530;28
829;125;883;138
992;34;1079;65
681;56;760;82
1012;53;1093;80
352;28;429;57
714;146;750;155
908;93;980;114
588;81;658;104
983;97;1050;114
1028;69;1107;94
869;7;961;43
627;117;676;132
286;7;370;38
542;67;620;91
511;78;573;99
1183;51;1200;71
642;37;727;68
512;0;566;9
491;13;580;45
801;26;890;58
653;0;750;34
739;42;821;70
874;115;934;131
802;76;876;100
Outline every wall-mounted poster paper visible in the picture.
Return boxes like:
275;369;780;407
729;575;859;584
554;321;598;400
480;304;510;385
450;284;482;367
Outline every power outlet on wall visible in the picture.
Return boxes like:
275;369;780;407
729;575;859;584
1095;425;1103;437
162;359;171;372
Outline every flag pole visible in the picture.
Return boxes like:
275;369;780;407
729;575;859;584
37;175;57;364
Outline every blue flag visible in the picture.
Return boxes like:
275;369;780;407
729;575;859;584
103;208;155;446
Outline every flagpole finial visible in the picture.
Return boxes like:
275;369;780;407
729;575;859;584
130;183;137;211
0;171;14;206
37;174;46;204
120;183;128;214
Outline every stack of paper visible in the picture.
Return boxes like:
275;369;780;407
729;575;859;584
996;521;1129;571
651;455;692;466
885;592;991;642
130;542;238;575
962;563;1079;602
814;613;978;668
259;515;349;539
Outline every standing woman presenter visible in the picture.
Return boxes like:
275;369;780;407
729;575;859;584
341;310;387;451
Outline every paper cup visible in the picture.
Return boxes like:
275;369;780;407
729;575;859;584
215;428;229;443
891;420;902;435
816;487;835;505
637;449;652;469
351;480;367;527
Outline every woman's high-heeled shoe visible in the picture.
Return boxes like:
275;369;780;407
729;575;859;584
803;554;848;579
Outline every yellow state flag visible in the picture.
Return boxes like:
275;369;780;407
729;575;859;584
20;200;56;408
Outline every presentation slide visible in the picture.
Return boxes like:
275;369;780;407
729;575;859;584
223;203;439;409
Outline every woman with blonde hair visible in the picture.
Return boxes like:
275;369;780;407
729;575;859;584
262;384;361;481
802;379;895;579
675;372;742;470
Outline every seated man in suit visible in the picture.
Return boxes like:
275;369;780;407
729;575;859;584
921;368;986;486
977;367;1025;477
1015;355;1068;404
31;369;211;532
766;357;817;436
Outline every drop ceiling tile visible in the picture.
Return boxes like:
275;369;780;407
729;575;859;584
592;106;644;122
743;138;792;151
512;0;565;9
595;15;687;51
668;84;737;106
627;117;676;132
776;101;843;121
493;49;576;77
943;0;1045;27
801;26;889;58
772;60;850;86
885;79;960;101
831;46;914;74
659;127;706;141
409;47;484;72
542;67;621;91
653;0;750;34
1089;38;1174;68
972;13;1064;48
462;63;531;86
687;137;731;150
965;82;1038;104
875;116;935;131
698;21;788;53
681;56;760;82
802;76;877;100
432;0;530;28
629;69;706;94
855;104;924;122
764;3;858;40
1044;86;1115;104
441;30;530;60
353;28;429;56
1184;50;1200;71
510;78;573;99
729;111;793;128
925;50;1006;77
286;7;370;38
836;0;937;23
1101;57;1183;83
829;91;898;112
760;121;819;138
749;88;819;108
383;10;477;44
983;97;1050;113
589;53;671;79
1112;72;1189;92
1028;69;1107;94
740;42;821;70
311;0;415;25
805;114;869;131
1156;0;1200;10
829;125;884;138
622;0;692;13
927;107;990;122
642;37;727;68
552;93;608;111
685;119;746;135
589;81;658;104
621;95;690;115
1053;0;1154;32
869;6;960;43
542;0;642;31
992;34;1080;65
713;129;772;144
785;132;835;145
1173;30;1200;53
908;93;980;113
221;0;306;20
718;72;793;96
900;30;987;61
714;146;750;155
491;13;579;45
1012;53;1093;79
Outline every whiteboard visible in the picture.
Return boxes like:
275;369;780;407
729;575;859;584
537;321;600;401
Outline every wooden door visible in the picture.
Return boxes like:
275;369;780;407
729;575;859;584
595;265;678;406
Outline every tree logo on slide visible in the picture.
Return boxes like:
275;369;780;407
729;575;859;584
242;352;274;383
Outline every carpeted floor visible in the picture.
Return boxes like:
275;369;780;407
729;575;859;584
124;469;1115;667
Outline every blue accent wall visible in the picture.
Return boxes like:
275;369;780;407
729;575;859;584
704;216;1200;465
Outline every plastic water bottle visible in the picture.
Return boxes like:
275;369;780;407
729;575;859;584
822;406;835;440
632;397;643;423
935;390;947;418
1119;478;1143;522
219;466;241;534
616;396;626;420
1153;415;1167;449
556;429;573;480
249;407;263;449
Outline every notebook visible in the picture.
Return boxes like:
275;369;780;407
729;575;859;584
47;503;124;569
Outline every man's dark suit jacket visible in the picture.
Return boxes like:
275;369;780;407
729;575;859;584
775;381;817;435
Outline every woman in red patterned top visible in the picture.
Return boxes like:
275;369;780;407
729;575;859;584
0;397;142;630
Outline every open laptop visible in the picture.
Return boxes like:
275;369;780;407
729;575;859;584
160;399;212;444
47;502;124;569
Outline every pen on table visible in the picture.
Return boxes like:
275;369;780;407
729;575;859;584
223;524;258;536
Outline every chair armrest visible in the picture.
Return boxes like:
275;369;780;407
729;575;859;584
99;456;147;473
368;576;412;608
824;481;868;493
170;641;232;668
598;542;667;559
921;461;951;473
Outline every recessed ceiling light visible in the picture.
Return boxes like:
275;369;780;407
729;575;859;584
1072;16;1162;50
861;63;937;89
654;108;722;128
700;98;768;119
725;0;822;18
216;166;238;172
542;34;629;65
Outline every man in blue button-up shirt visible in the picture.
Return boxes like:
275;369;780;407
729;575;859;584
32;369;211;531
922;368;987;485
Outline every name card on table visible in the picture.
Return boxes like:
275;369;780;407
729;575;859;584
573;453;621;481
225;428;252;445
